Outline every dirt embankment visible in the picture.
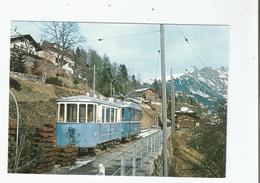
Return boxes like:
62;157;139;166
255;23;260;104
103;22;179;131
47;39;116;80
168;129;205;177
9;78;94;127
141;107;158;128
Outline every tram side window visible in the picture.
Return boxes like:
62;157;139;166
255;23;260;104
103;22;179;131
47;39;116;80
111;108;115;122
138;111;142;120
106;107;111;122
67;104;77;122
102;106;105;122
79;104;86;122
122;108;126;121
93;105;96;122
87;104;94;122
59;104;64;122
115;109;118;122
130;109;135;121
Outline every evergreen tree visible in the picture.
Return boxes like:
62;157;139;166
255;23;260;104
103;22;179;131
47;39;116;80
131;74;140;89
118;64;128;81
10;48;26;73
188;99;227;177
97;63;112;96
115;64;129;95
74;47;88;83
151;79;161;98
86;49;103;88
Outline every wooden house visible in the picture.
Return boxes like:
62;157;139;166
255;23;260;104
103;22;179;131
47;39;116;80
10;34;42;55
129;88;158;101
175;107;201;128
38;41;75;74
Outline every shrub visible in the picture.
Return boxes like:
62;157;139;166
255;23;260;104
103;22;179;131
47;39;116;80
73;77;80;85
10;48;27;73
10;78;21;91
8;120;42;173
45;77;63;86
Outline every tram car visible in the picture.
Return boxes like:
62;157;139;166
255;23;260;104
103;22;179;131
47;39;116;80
56;95;143;148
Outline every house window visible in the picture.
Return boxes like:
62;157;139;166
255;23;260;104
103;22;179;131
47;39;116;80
79;104;86;122
67;104;77;122
59;104;64;122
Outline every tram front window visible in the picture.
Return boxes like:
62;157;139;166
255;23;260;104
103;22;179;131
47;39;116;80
67;104;77;122
59;104;64;122
79;104;86;122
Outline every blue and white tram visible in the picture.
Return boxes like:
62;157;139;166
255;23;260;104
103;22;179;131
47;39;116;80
56;95;142;148
121;102;142;138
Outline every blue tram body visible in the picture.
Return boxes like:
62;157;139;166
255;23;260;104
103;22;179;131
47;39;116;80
55;95;142;148
121;107;141;138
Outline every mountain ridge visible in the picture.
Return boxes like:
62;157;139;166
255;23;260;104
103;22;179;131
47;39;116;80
144;66;228;109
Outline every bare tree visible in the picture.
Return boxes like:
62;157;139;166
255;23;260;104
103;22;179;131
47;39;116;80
42;22;85;68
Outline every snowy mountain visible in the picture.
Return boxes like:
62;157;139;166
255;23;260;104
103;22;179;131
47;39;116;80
171;66;228;109
145;66;228;109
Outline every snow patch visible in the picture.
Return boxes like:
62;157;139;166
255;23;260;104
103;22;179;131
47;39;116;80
69;159;94;171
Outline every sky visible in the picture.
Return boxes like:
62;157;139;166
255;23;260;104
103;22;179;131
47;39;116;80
11;21;229;81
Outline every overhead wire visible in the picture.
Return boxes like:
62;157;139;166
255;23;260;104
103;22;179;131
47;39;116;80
87;30;159;42
175;25;207;66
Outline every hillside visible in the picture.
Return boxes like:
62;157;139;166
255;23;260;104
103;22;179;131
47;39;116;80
9;77;94;127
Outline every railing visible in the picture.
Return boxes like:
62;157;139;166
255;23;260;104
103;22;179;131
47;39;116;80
99;127;172;176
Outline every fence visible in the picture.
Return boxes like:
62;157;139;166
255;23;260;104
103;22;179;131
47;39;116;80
99;127;172;176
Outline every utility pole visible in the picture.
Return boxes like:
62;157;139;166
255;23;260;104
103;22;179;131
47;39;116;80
93;64;96;93
160;24;168;177
170;68;175;141
110;82;113;97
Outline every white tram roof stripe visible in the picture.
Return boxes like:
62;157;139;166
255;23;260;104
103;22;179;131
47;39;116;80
57;95;141;110
57;95;122;107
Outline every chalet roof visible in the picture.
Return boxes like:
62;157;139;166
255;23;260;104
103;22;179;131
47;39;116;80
40;41;74;59
131;87;157;94
175;112;200;119
177;106;194;113
11;34;42;51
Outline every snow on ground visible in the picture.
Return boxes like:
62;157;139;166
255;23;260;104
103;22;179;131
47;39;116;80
137;128;160;138
189;88;211;98
69;159;95;171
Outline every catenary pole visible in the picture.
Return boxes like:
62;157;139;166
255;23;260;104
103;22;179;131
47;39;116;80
160;24;168;177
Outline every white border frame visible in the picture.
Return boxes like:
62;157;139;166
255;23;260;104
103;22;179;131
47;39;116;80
0;0;258;183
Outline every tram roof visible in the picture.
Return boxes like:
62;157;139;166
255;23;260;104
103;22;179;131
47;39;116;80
57;95;141;110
